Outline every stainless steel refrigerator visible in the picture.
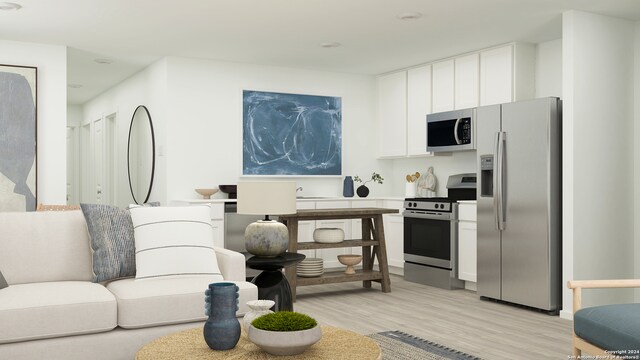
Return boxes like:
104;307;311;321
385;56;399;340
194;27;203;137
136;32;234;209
476;97;561;313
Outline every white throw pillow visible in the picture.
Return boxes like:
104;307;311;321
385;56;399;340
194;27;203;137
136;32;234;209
129;205;223;281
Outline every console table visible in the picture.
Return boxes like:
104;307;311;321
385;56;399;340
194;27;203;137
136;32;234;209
279;208;398;300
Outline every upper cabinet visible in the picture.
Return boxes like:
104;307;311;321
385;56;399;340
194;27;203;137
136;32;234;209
377;43;535;159
377;71;407;158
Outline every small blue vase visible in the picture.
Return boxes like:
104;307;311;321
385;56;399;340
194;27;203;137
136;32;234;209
203;282;241;350
343;176;354;197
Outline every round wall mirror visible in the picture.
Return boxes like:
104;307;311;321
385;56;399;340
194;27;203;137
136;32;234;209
127;105;155;204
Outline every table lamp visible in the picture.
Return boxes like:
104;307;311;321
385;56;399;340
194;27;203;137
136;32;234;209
237;181;296;257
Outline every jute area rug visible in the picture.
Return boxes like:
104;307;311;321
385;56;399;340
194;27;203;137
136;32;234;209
368;331;483;360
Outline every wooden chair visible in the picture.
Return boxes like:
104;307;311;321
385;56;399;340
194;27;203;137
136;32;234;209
567;279;640;357
36;204;81;211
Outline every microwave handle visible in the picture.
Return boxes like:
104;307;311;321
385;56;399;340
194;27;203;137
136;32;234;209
453;118;462;144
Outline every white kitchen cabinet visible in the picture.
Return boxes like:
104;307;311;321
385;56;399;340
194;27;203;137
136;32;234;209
407;65;432;156
480;43;535;106
377;71;407;157
296;201;316;260
382;200;404;272
458;202;477;283
211;219;224;248
432;59;455;113
454;53;479;110
314;201;351;268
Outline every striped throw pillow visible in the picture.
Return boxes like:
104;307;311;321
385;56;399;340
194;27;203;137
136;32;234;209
129;205;223;281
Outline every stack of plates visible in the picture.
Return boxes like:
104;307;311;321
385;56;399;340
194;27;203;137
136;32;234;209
297;258;323;278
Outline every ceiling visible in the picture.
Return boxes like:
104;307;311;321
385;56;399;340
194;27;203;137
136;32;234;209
1;0;639;105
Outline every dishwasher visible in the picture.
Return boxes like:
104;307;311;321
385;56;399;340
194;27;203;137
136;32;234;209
223;202;263;279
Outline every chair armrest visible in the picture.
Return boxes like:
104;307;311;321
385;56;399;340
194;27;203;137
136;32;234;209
214;246;246;282
566;279;640;313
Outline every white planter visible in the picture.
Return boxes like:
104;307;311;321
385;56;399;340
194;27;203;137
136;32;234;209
313;228;344;243
248;325;322;356
242;300;274;334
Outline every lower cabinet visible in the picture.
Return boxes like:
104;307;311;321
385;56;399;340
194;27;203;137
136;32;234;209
457;202;477;283
211;219;224;248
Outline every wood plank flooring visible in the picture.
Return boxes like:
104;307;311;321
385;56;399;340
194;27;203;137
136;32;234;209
294;274;572;359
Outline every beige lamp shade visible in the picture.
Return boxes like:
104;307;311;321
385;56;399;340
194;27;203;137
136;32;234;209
237;181;297;216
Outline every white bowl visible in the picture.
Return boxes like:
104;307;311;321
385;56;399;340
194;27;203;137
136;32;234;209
313;228;345;243
248;325;322;355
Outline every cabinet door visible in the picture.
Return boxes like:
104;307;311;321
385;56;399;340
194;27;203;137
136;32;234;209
431;59;455;113
407;65;432;156
383;214;404;269
480;45;513;106
315;201;351;268
211;219;224;248
377;71;407;157
454;53;479;110
458;220;477;282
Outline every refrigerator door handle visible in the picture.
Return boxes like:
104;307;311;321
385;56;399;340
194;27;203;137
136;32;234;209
493;132;500;230
496;131;507;230
454;118;462;144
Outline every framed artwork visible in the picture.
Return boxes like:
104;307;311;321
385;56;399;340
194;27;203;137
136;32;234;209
0;64;37;211
242;90;342;176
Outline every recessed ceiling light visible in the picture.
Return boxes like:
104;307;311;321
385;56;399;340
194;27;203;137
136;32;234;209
320;42;341;48
0;2;21;11
68;84;83;89
397;12;423;21
94;58;113;64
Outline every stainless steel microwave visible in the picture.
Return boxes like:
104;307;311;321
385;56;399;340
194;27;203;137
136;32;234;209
427;108;476;153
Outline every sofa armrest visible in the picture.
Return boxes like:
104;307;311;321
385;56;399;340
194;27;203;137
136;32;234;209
567;279;640;313
214;247;246;282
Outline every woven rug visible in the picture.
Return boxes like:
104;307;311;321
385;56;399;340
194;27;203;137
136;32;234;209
368;331;483;360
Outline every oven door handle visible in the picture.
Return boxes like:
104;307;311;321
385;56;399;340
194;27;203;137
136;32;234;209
402;211;453;221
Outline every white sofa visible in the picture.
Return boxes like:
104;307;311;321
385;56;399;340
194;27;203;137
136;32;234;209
0;210;258;360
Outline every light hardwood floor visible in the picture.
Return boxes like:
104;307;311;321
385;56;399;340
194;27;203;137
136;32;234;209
294;274;572;359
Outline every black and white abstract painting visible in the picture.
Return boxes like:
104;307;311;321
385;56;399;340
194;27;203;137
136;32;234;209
0;64;37;211
242;90;342;176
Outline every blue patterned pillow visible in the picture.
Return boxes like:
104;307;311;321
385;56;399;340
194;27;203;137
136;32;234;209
80;204;136;282
0;269;7;289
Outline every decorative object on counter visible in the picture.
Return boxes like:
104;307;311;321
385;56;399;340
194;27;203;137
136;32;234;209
237;181;296;257
354;172;384;198
337;254;363;275
313;227;344;243
242;90;342;176
425;167;437;197
195;188;218;199
297;257;324;278
405;172;420;198
342;176;354;197
203;282;241;350
242;299;275;335
218;184;238;199
248;311;322;356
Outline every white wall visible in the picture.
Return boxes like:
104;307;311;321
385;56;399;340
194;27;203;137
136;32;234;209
536;39;562;98
635;21;640;301
81;59;167;207
0;40;67;206
562;11;636;316
164;57;390;201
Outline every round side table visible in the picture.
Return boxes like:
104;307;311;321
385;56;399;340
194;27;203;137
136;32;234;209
136;325;381;360
246;252;305;311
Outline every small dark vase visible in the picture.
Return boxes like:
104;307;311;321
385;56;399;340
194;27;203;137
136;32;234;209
356;185;370;198
343;176;354;198
203;282;241;350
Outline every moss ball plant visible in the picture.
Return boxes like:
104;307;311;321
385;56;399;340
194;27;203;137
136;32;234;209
251;311;317;332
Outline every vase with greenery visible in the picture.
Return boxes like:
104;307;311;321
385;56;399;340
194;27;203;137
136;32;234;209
353;172;384;198
247;311;322;355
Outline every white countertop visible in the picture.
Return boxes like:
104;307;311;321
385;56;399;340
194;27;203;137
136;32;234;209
172;196;405;204
458;200;477;204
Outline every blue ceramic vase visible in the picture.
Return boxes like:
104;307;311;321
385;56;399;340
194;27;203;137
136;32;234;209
203;282;241;350
343;176;354;197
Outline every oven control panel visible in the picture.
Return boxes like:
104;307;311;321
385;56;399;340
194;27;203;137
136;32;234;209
404;201;452;212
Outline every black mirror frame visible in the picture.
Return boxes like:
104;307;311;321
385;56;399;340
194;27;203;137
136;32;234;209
127;105;156;205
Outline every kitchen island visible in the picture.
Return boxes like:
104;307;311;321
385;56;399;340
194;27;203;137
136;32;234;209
279;207;398;300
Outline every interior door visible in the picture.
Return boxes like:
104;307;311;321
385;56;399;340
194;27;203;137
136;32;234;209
93;118;105;203
66;126;76;204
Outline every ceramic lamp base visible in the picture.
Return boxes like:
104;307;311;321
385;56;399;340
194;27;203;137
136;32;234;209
245;220;289;257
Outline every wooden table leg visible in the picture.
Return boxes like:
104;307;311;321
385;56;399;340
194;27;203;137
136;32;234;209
284;219;299;301
373;214;391;293
362;217;373;289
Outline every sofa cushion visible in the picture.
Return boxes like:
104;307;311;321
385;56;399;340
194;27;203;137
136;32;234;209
106;277;257;329
0;281;117;344
0;210;93;284
80;203;136;282
129;205;222;280
574;303;640;351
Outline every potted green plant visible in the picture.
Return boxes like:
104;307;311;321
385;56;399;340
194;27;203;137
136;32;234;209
247;311;322;356
353;172;384;197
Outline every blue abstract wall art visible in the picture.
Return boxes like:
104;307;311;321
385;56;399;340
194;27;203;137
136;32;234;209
242;90;342;176
0;64;37;212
